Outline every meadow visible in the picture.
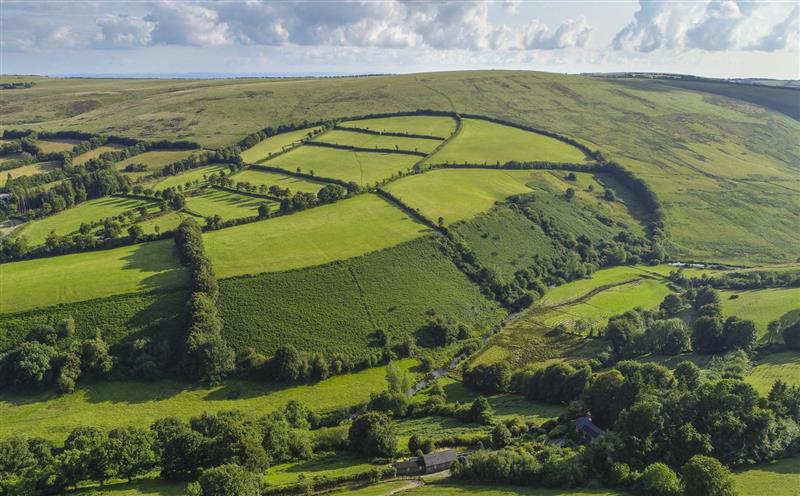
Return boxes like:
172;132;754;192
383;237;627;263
264;453;384;487
746;352;800;394
265;145;420;186
0;160;60;186
240;126;324;164
315;129;440;153
13;195;161;245
135;211;193;234
0;239;188;313
218;237;505;357
146;163;230;191
114;149;202;176
185;188;272;220
719;287;800;338
71;143;126;165
0;358;416;441
427;118;588;165
230;168;328;194
36;138;81;153
341;115;457;138
204;194;428;278
732;456;800;496
403;481;625;496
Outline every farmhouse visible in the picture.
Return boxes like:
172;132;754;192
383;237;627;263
575;416;605;443
395;449;459;475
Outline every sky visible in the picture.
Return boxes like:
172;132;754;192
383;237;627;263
1;0;798;79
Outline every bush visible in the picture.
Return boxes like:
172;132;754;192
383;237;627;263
348;412;396;458
783;321;800;350
681;455;737;496
187;464;263;496
634;462;681;496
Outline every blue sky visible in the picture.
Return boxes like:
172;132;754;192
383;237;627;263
1;1;797;78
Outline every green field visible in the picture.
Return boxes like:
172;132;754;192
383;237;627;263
746;352;800;394
218;237;505;358
72;143;126;165
0;160;60;186
403;480;625;496
135;211;194;235
720;287;800;338
0;358;416;441
427;118;588;165
205;194;428;278
146;163;230;191
240;126;324;164
185;188;271;220
14;196;161;246
342;115;457;139
230;168;328;194
733;456;800;496
265;453;383;487
315;129;440;153
265;145;420;186
37;138;81;153
71;477;186;496
0;239;188;314
114;149;201;176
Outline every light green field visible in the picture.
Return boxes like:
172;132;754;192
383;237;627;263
37;138;81;153
733;457;800;496
342;115;457;139
186;188;272;220
114;149;201;175
404;480;625;496
0;160;59;186
316;129;439;153
265;453;383;486
0;359;415;442
720;288;800;338
146;163;230;191
266;145;420;186
539;266;666;306
332;481;423;496
136;211;194;235
240;126;324;163
71;477;186;496
71;143;126;165
205;194;428;278
0;239;188;314
230;168;328;194
428;118;588;165
0;152;23;164
746;352;800;394
14;196;161;246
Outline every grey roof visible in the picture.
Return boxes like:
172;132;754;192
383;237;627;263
576;417;605;439
396;458;423;469
421;449;458;467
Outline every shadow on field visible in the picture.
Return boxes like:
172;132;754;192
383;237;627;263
120;241;189;292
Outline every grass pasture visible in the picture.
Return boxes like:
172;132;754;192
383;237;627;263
342;115;457;138
230;168;328;194
733;456;800;496
427;118;589;165
37;138;81;153
404;480;625;496
205;194;428;278
746;352;800;394
71;477;186;496
114;149;202;176
265;453;384;487
720;287;800;338
0;239;188;314
218;237;505;358
71;143;126;165
135;211;194;235
240;126;324;164
146;163;231;191
265;145;420;186
315;129;440;153
0;160;60;186
185;188;273;220
0;359;416;441
14;196;161;246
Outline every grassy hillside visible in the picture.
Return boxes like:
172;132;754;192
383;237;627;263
205;194;428;278
72;143;126;165
746;352;800;394
733;456;800;496
5;71;794;263
37;138;81;153
229;168;328;193
720;287;800;337
114;149;201;178
0;239;188;313
342;115;457;138
146;163;230;191
185;188;272;220
218;237;505;358
0;160;60;186
240;126;324;163
315;129;440;153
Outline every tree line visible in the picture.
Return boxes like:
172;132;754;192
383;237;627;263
334;124;445;141
304;140;427;157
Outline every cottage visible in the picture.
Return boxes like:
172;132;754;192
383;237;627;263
395;449;459;475
575;416;605;443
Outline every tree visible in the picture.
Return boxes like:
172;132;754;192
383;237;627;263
693;286;720;310
469;396;494;424
634;462;680;496
348;412;396;457
605;310;643;354
604;189;616;201
692;316;724;354
681;455;737;496
674;361;701;390
187;464;262;496
81;335;113;377
271;345;306;382
107;427;155;482
1;341;56;389
150;417;202;480
644;319;690;355
385;361;411;397
659;294;686;316
257;203;271;219
781;321;800;350
566;172;577;181
565;187;575;200
491;423;512;449
722;317;757;352
127;224;144;241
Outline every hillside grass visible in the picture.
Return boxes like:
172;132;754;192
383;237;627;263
70;477;186;496
135;211;194;235
265;145;420;186
746;352;800;394
427;118;588;165
315;129;440;153
265;453;383;487
404;480;625;496
205;194;429;278
114;149;202;177
733;456;800;496
13;196;162;246
0;160;60;186
0;358;416;442
0;239;188;314
37;138;81;153
341;115;457;138
146;163;230;191
240;126;324;164
185;188;273;220
218;236;505;358
72;143;126;165
719;287;800;338
230;168;328;194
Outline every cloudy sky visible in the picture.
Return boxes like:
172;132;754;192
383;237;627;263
1;0;798;78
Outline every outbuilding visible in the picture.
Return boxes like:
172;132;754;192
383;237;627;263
395;449;459;475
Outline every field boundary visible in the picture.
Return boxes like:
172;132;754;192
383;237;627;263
305;140;427;157
334;124;444;141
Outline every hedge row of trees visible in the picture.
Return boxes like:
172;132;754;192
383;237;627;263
304;140;427;157
237;120;331;152
670;268;800;291
335;123;446;141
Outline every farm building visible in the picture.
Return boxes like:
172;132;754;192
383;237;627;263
395;449;459;475
575;416;605;443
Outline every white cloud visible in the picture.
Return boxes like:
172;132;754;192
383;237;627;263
96;15;155;48
749;5;799;51
145;0;231;46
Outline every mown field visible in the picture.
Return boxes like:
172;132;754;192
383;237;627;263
0;160;60;186
732;456;800;496
0;358;416;441
13;195;161;245
240;126;324;164
229;168;327;194
185;188;272;220
264;453;384;487
746;352;800;394
135;211;193;235
342;115;457;139
0;239;188;314
218;237;505;358
205;194;428;278
265;145;420;186
146;163;230;191
315;129;440;153
427;118;588;165
71;143;126;165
